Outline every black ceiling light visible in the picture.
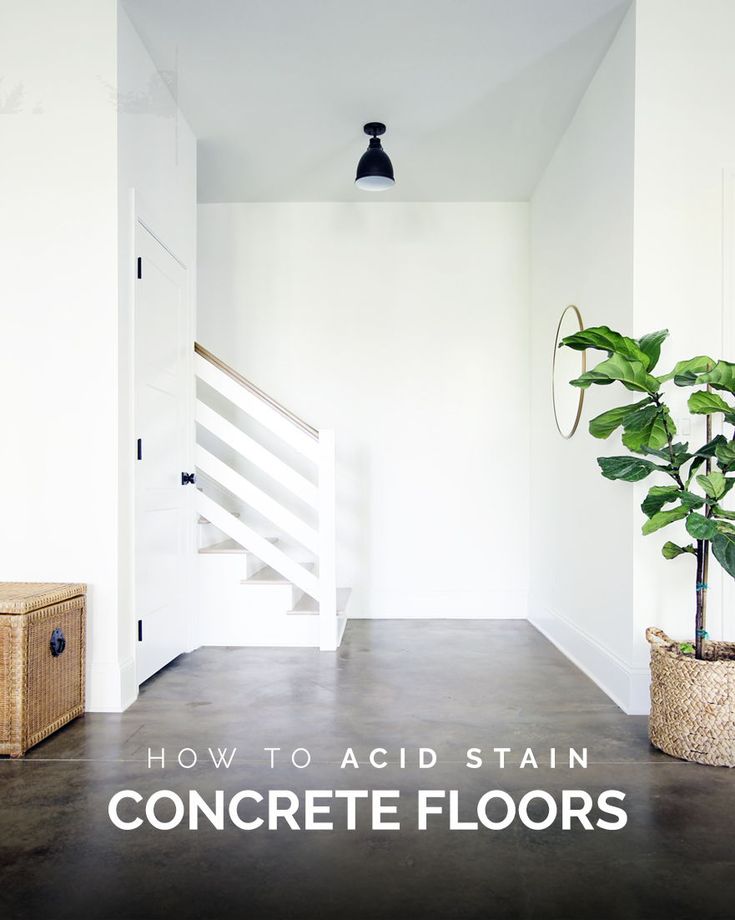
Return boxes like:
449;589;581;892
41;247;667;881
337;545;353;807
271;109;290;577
355;122;395;191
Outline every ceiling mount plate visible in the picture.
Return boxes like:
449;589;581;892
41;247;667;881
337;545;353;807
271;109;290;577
363;122;386;137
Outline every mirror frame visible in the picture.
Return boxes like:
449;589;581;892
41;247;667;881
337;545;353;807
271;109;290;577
552;304;586;439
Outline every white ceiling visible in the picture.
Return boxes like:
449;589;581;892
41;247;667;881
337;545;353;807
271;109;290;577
122;0;630;202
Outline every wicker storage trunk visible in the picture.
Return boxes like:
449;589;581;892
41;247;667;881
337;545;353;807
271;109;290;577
0;583;86;757
647;626;735;767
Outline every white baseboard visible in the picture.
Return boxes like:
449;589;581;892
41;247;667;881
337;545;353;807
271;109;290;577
351;611;528;619
87;656;138;712
349;589;529;619
529;605;650;715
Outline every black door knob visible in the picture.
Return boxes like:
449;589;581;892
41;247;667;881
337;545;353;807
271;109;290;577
181;472;196;485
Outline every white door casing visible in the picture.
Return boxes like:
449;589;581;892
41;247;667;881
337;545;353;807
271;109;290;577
134;222;191;684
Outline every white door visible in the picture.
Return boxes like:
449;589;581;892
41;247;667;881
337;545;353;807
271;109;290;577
135;223;191;684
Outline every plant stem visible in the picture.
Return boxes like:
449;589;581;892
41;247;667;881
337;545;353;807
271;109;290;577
653;390;710;657
698;394;713;659
652;393;685;489
652;389;713;658
695;540;705;658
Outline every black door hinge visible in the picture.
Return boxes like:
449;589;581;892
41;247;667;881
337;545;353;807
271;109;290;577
137;619;143;642
137;438;142;460
136;257;142;279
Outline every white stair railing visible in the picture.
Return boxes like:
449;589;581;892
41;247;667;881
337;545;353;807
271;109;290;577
193;343;339;651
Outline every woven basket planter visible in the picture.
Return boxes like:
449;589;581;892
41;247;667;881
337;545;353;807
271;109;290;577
647;626;735;767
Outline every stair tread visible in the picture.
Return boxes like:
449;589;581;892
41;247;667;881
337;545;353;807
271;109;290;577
198;512;240;523
243;563;315;585
199;539;246;554
199;537;277;555
289;587;352;615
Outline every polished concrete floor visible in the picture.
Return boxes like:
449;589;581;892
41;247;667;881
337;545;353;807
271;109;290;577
1;620;734;920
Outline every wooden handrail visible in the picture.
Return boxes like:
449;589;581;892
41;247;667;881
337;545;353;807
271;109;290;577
194;342;319;440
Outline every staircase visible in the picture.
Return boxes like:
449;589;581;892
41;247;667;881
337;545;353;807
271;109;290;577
193;343;350;651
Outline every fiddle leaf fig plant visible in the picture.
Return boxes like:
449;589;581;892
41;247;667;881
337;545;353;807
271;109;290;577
560;325;735;659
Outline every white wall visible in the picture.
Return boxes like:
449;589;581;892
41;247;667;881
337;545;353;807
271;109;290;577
0;1;121;707
0;1;196;712
530;0;735;715
529;7;639;709
117;5;197;706
198;203;529;620
631;0;735;668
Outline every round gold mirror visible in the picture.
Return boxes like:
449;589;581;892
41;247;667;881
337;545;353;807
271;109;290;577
552;305;586;439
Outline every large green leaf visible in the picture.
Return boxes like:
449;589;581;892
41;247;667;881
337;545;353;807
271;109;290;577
680;491;705;511
684;437;726;486
685;512;718;540
560;325;650;366
621;405;673;454
641;485;680;517
697;472;735;501
598;456;659;482
715;441;735;472
571;354;659;393
642;505;689;535
688;391;735;415
662;541;696;560
643;441;691;467
570;371;616;387
622;423;668;453
588;398;652;439
696;361;735;394
712;505;735;521
712;531;735;578
621;404;658;431
691;435;728;458
659;355;714;384
686;456;707;486
637;329;669;371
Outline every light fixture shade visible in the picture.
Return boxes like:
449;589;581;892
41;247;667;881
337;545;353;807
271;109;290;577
355;123;395;191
